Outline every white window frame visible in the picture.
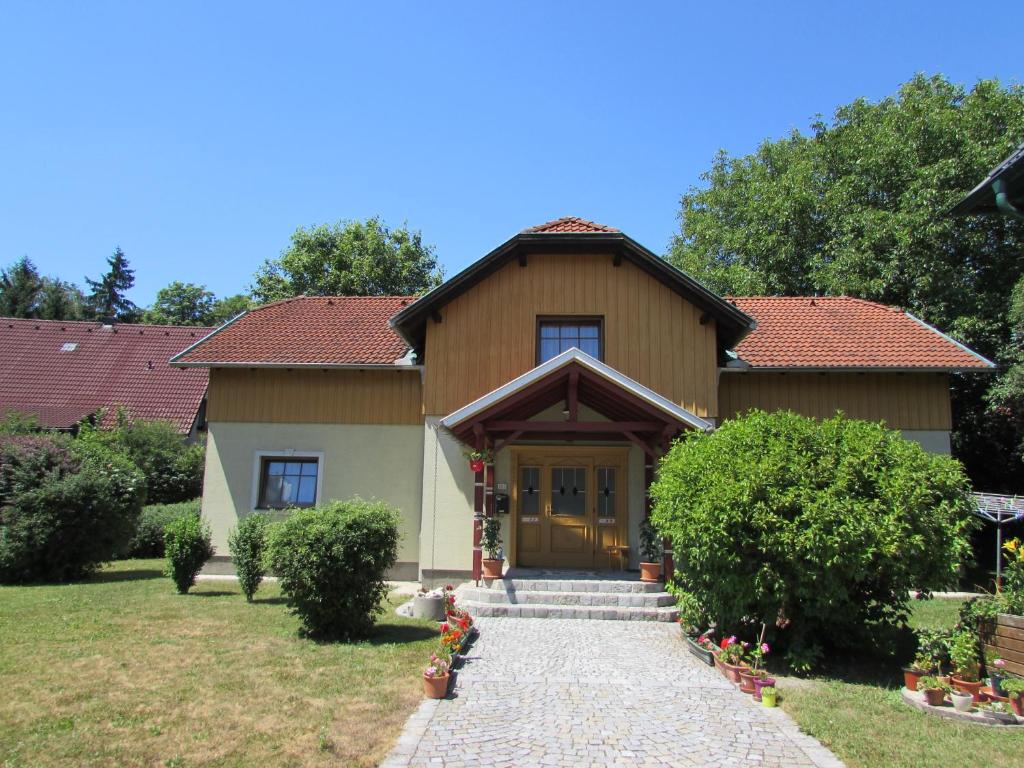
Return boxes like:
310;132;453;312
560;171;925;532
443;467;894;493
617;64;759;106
251;449;325;510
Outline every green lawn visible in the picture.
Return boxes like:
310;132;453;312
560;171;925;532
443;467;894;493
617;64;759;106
779;597;1024;768
0;560;438;768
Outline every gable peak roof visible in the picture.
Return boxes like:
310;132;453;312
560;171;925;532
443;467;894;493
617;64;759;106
522;216;619;234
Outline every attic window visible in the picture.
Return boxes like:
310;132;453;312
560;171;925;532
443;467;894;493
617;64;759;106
60;342;78;352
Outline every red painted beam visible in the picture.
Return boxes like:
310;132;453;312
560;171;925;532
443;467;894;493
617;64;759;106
484;420;663;433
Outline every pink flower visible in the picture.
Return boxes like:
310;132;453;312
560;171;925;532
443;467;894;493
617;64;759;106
726;635;737;645
994;658;1006;668
761;643;770;654
741;641;749;649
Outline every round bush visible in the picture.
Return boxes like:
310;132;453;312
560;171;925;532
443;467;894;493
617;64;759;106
0;435;146;583
268;499;400;640
650;410;975;670
125;500;201;558
164;513;214;594
228;513;269;602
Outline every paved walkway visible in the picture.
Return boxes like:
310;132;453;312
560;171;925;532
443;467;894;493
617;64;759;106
382;618;843;768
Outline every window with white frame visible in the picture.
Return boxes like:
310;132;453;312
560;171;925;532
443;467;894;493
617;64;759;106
257;456;320;509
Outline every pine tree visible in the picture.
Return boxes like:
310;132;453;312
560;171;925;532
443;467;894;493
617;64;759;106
85;247;138;321
0;257;43;317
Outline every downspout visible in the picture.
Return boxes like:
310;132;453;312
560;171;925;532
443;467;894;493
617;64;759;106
993;179;1024;222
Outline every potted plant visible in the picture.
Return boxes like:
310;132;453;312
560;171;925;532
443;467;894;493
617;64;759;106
412;588;446;621
949;689;974;713
739;640;770;694
685;630;717;666
1001;677;1024;717
464;448;493;473
978;701;1017;724
719;636;747;684
481;516;504;579
949;630;984;702
422;652;451;699
638;517;661;583
986;649;1007;698
760;685;777;707
916;675;951;707
903;653;935;692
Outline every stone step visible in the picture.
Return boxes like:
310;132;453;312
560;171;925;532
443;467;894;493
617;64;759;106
477;578;665;594
461;587;676;608
460;600;678;622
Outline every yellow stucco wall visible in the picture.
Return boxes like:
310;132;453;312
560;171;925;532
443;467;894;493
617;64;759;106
201;421;423;574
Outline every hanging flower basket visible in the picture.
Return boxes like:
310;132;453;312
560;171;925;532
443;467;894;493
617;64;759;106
469;458;484;473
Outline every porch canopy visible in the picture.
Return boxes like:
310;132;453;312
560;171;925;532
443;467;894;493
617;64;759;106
440;347;711;456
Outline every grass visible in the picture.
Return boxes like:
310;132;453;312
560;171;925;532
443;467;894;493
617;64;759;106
0;559;438;768
778;597;1024;768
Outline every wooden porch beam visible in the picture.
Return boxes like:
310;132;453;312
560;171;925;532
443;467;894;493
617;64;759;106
491;430;523;454
484;420;664;433
623;430;657;458
567;371;579;423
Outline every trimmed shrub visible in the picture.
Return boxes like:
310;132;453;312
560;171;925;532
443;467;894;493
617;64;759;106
126;500;201;558
228;513;269;601
0;435;146;582
268;499;400;640
164;513;214;594
78;412;204;504
650;410;976;670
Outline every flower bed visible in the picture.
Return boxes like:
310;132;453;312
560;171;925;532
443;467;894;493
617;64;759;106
421;584;477;699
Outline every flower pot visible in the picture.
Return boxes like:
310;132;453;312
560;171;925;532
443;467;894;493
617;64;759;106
684;635;715;666
412;594;446;621
902;668;925;692
713;653;727;677
753;676;776;702
723;662;746;685
950;692;973;713
739;669;758;694
990;672;1006;698
1009;696;1023;717
639;561;661;583
469;458;485;473
761;688;777;707
936;674;951;687
481;558;504;579
951;676;984;703
922;687;946;707
423;673;450;699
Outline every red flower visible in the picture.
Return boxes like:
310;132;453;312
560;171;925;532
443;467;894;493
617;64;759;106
439;622;449;633
720;637;729;650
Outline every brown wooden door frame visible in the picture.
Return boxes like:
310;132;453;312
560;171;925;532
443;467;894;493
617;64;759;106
510;445;629;569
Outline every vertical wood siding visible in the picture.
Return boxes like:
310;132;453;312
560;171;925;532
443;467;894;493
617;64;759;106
423;253;719;416
718;372;952;430
207;368;423;424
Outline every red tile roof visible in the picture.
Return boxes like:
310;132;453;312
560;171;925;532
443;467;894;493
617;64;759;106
730;296;993;370
0;318;212;433
172;295;414;367
522;216;619;233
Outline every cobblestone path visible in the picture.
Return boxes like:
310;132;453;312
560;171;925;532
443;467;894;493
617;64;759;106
381;618;843;768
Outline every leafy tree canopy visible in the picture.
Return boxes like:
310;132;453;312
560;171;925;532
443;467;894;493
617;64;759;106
251;217;443;302
669;74;1024;488
85;247;138;322
0;257;85;320
140;282;250;327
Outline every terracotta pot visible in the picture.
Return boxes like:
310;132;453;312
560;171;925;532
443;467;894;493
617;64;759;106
739;669;758;694
753;676;776;702
423;673;450;699
903;668;925;692
937;674;952;687
723;662;747;685
639;561;661;583
922;687;946;707
481;558;504;579
469;459;485;473
713;653;727;677
951;676;984;703
1009;695;1023;717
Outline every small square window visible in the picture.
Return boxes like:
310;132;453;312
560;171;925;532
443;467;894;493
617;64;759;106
537;317;603;363
258;456;319;509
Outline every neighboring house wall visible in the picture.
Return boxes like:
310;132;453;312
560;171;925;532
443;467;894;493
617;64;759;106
201;368;424;579
718;371;953;451
422;253;719;418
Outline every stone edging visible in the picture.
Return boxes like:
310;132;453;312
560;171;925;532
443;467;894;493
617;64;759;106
900;687;1023;726
378;698;439;768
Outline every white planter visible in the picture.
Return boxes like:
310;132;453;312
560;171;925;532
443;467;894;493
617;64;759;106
950;692;973;713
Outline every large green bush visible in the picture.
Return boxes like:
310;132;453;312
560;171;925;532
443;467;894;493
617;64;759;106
78;412;204;504
164;513;214;594
268;499;399;640
0;435;146;582
125;499;201;558
650;410;975;670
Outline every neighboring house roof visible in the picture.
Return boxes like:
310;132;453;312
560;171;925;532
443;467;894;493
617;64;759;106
0;317;212;433
728;296;994;371
390;216;756;353
950;139;1024;216
171;295;415;368
522;216;620;233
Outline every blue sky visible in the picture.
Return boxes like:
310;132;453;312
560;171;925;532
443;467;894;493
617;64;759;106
1;1;1020;306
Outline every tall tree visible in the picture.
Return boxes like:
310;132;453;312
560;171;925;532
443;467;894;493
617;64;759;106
37;277;85;320
0;257;43;317
668;74;1024;491
209;293;252;325
85;247;138;321
142;281;217;326
251;217;443;302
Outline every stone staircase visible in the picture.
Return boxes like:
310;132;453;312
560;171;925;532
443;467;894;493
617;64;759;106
458;569;678;622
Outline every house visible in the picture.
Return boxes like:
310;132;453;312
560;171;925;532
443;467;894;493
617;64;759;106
951;138;1024;220
172;217;993;583
0;317;211;436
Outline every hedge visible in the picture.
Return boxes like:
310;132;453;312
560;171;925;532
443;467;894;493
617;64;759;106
125;499;201;558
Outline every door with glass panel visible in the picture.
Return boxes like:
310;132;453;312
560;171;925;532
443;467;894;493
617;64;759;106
513;448;628;569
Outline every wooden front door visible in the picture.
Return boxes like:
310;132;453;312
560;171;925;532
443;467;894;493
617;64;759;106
512;447;628;569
